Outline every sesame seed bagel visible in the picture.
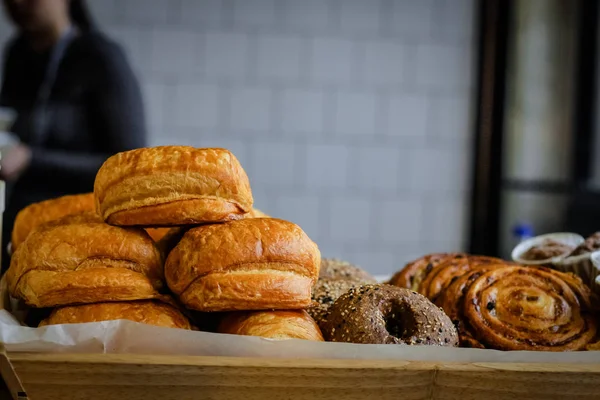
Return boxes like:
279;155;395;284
319;258;377;283
321;284;458;346
308;278;360;328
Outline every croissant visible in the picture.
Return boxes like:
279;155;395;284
39;299;191;329
218;310;324;341
6;212;163;308
94;146;253;226
165;218;320;311
11;193;95;250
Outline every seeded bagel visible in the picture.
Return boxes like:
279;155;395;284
321;284;458;346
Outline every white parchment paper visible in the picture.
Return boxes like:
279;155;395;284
1;309;599;363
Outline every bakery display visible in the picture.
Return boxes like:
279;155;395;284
318;258;377;283
321;284;458;346
11;193;95;250
308;277;360;328
521;238;575;260
6;144;598;358
218;310;324;341
6;212;163;307
39;299;191;330
165;218;320;311
94;146;253;226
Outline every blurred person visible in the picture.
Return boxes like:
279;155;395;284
0;0;146;271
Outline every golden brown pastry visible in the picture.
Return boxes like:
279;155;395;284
166;218;320;311
39;299;191;329
319;258;377;283
462;266;597;351
388;253;461;290
417;255;505;302
218;310;324;341
6;212;164;308
435;264;505;348
321;284;458;346
11;193;96;250
94;146;253;226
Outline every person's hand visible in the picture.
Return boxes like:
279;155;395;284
0;144;32;181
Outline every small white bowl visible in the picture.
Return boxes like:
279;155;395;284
511;232;585;265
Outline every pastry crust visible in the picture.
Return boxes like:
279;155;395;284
462;266;597;351
219;310;324;341
6;212;164;308
39;299;191;329
388;253;460;290
94;146;253;226
11;193;96;250
165;218;320;311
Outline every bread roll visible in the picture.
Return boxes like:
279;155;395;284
94;146;253;226
39;299;191;329
219;310;324;341
6;212;164;308
166;218;320;311
11;193;95;250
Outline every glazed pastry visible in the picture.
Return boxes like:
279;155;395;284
321;284;458;346
39;299;191;329
218;310;324;341
318;258;376;283
417;255;505;301
462;266;597;351
94;146;253;226
435;264;504;348
308;278;359;327
6;212;163;308
165;218;320;311
11;193;96;250
388;253;462;291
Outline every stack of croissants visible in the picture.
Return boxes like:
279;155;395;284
4;146;600;352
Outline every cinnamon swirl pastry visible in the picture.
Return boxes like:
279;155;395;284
418;255;505;302
462;266;597;351
435;264;505;348
388;253;462;290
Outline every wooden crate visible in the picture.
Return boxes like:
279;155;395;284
1;351;600;400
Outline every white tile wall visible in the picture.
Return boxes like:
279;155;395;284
0;0;477;275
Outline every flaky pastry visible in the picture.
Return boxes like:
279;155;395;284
39;299;191;329
94;146;253;226
165;218;320;311
219;310;323;341
6;212;164;308
11;193;96;250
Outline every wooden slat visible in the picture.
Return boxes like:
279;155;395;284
6;353;600;400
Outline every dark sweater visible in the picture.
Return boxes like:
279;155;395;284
0;31;146;271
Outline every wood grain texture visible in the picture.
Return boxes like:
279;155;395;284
4;353;600;400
